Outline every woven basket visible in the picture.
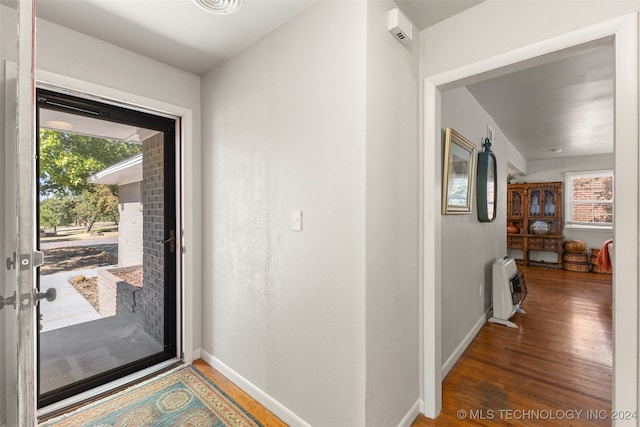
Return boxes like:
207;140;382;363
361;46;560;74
563;252;588;263
563;261;591;272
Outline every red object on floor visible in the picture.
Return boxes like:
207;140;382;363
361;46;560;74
597;239;613;272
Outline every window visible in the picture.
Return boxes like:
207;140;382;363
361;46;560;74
564;170;613;228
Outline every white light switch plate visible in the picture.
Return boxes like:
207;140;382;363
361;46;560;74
291;211;302;231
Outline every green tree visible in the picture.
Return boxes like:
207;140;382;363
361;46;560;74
39;129;141;196
74;186;120;232
40;196;75;234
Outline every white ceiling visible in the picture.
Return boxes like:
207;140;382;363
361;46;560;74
395;0;484;30
31;0;611;163
32;0;483;76
40;109;158;143
465;42;614;161
34;0;316;75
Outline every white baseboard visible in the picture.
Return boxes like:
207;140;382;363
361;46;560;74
397;399;422;427
199;349;311;427
441;310;489;378
192;348;201;361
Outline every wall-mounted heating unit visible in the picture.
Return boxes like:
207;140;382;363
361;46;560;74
388;8;412;45
489;257;527;328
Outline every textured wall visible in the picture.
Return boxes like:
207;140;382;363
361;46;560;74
364;1;421;425
440;87;513;364
200;1;367;425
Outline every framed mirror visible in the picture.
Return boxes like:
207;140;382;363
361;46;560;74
477;138;497;222
442;128;476;214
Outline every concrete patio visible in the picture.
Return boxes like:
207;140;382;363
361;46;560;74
39;312;162;394
39;266;162;395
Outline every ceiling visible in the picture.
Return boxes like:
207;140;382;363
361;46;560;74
395;0;484;30
31;0;483;76
19;0;613;162
40;108;158;143
34;0;316;75
465;42;614;161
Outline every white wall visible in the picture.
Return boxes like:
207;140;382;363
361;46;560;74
521;154;614;251
118;182;143;267
440;86;514;363
365;1;420;426
200;1;367;425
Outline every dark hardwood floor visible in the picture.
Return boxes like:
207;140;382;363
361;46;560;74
413;266;612;426
193;266;612;426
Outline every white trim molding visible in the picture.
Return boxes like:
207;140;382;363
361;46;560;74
397;399;422;427
422;12;639;421
199;350;311;427
441;310;489;379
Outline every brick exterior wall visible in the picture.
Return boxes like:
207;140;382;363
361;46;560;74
118;182;143;267
570;175;613;223
97;267;142;318
142;134;165;343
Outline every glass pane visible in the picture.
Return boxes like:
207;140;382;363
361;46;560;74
543;189;556;216
529;189;541;215
572;203;613;224
38;124;166;395
512;191;522;216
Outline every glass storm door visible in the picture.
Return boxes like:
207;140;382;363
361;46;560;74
2;0;37;425
35;89;179;408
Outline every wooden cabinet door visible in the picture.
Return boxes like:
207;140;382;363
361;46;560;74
508;185;525;218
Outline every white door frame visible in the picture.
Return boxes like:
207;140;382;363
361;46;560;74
422;13;639;421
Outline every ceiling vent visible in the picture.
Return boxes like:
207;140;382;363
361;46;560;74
191;0;243;15
388;8;413;45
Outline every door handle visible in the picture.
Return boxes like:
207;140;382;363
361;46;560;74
157;230;176;253
35;287;57;304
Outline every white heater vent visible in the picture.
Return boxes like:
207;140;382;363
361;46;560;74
388;8;413;45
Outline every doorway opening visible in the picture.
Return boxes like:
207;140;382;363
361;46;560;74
422;15;638;418
35;88;180;408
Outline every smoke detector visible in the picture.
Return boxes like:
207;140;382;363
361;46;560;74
388;8;413;45
191;0;243;15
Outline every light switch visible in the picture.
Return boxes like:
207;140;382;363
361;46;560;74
291;211;302;231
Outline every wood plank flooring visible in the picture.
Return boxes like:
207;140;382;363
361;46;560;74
194;267;611;426
413;266;612;426
192;359;286;426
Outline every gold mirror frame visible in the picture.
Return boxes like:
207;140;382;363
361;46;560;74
442;128;476;214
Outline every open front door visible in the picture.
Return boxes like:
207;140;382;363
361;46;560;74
2;0;38;426
35;89;180;409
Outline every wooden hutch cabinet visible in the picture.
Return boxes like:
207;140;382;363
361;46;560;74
507;182;563;267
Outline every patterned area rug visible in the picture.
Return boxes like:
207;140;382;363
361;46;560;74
40;365;264;427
